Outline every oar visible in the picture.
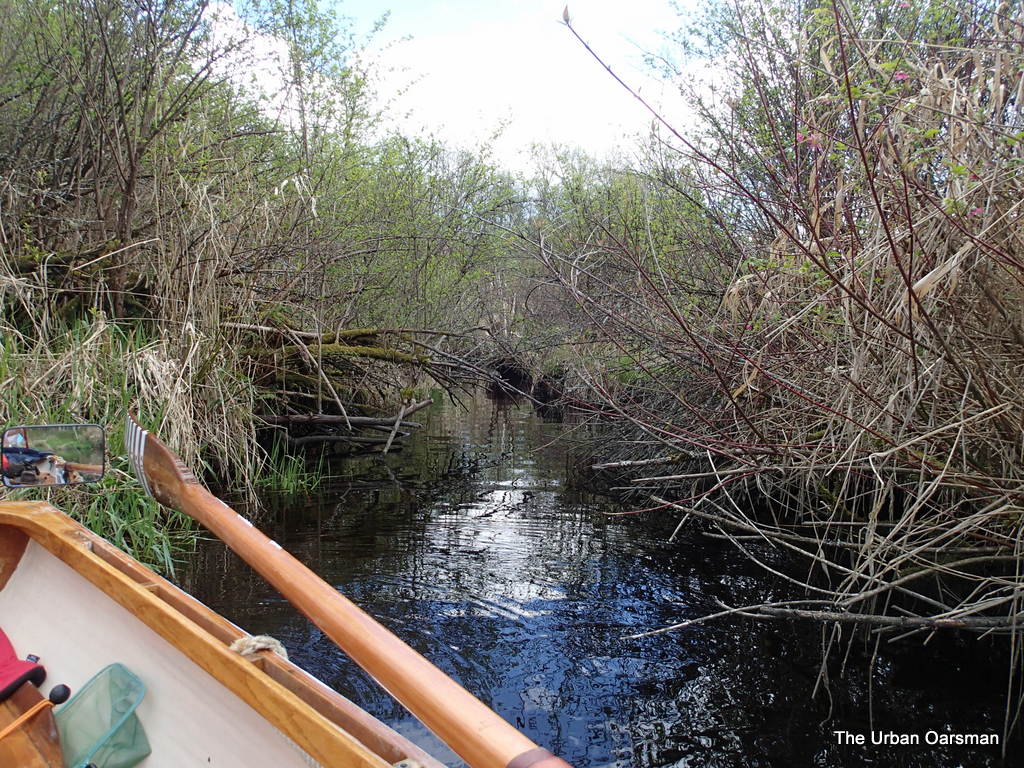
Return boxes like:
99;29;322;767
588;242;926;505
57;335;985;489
124;414;571;768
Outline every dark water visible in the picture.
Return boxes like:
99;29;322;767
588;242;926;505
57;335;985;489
181;394;1017;767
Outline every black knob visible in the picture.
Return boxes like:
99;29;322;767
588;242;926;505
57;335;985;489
48;685;71;705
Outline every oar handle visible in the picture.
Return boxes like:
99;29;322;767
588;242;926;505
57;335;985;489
129;416;571;768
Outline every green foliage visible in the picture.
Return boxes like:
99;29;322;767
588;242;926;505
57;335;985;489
78;466;193;576
256;438;323;497
0;0;534;565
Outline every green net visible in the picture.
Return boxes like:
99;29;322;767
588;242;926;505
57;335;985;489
55;663;151;768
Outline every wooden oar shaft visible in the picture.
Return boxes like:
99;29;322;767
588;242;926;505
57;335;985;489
176;482;570;768
131;413;571;768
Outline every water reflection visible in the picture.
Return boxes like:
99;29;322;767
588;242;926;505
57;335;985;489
182;394;1017;767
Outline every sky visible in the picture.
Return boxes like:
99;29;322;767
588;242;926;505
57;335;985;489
337;0;695;171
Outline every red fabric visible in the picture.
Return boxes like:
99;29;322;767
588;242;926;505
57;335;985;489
0;627;45;702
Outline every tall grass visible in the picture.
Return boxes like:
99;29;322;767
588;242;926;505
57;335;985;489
256;437;324;497
0;0;515;572
0;307;264;570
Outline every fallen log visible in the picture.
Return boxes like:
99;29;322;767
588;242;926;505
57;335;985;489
275;343;427;365
320;328;383;344
223;322;320;339
625;600;1024;638
257;415;423;429
591;453;700;471
365;425;412;437
288;435;397;447
256;399;433;430
385;399;433;418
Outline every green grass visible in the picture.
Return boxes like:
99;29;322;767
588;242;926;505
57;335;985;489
7;424;104;466
1;468;194;575
78;462;194;576
256;437;324;497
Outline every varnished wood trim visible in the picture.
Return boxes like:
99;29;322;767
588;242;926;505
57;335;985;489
61;462;104;475
0;502;392;768
0;526;28;591
506;749;574;768
88;538;444;767
175;480;544;768
256;658;446;768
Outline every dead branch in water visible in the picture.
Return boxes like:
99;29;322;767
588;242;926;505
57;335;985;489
265;399;434;453
255;399;431;429
625;600;1024;639
591;453;700;471
256;414;422;428
288;435;393;447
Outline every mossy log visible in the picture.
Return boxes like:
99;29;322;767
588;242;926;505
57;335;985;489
272;343;427;365
232;319;383;345
320;328;382;345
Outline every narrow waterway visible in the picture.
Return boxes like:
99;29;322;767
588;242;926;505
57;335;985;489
181;394;1015;767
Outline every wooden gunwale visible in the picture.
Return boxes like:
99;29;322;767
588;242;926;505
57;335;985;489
0;501;444;768
60;462;104;474
86;533;445;768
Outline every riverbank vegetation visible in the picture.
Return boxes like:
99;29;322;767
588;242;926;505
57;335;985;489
0;0;517;554
540;0;1024;739
1;0;1023;736
555;0;1024;629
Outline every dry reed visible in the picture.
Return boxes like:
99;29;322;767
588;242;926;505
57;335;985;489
546;0;1024;738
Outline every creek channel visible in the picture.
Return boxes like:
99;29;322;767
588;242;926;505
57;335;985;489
182;393;1017;767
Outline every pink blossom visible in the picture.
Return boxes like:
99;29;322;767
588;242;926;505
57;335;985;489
898;1;910;7
969;207;983;216
894;71;909;81
796;131;805;143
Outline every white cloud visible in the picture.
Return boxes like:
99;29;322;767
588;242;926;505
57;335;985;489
206;1;699;173
355;0;696;171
